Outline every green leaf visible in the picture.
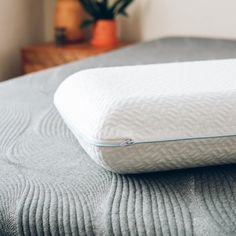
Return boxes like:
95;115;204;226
115;0;134;16
80;0;100;18
103;0;108;7
79;0;134;19
120;11;129;17
110;0;124;13
80;19;95;29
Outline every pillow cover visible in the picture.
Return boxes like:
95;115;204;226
54;59;236;174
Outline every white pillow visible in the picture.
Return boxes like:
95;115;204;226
54;59;236;174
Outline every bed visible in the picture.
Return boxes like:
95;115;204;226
1;37;236;235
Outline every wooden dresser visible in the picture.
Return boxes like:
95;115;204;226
21;41;131;74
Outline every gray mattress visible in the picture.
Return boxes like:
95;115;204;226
1;37;236;236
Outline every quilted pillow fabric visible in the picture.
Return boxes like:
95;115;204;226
54;59;236;173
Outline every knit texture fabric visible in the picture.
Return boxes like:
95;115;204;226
1;37;236;235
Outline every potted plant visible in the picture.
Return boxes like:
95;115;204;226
80;0;134;47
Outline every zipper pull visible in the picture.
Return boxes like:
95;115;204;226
120;139;135;147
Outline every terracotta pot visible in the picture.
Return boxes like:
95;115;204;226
54;0;85;42
91;20;118;47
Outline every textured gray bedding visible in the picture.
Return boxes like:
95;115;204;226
1;37;236;235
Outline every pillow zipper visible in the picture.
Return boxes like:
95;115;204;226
55;102;236;148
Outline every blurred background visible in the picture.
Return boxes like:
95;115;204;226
1;0;236;81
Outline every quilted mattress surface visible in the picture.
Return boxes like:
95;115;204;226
1;37;236;235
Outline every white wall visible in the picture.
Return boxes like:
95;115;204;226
0;0;44;81
44;0;56;41
119;0;236;41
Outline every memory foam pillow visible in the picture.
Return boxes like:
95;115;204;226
54;59;236;174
